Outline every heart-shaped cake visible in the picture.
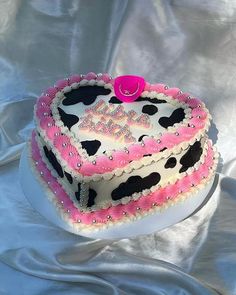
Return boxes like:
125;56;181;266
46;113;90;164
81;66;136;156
31;72;218;232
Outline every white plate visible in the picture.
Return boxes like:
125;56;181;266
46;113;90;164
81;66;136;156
20;146;216;239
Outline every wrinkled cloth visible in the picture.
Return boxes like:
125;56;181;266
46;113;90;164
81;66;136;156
0;0;236;294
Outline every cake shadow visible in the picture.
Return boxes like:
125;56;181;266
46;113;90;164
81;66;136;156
208;120;218;145
185;173;219;219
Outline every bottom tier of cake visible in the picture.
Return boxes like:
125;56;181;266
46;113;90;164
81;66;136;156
20;132;218;238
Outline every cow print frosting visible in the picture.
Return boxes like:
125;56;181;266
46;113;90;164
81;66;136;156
142;105;158;116
136;97;167;104
165;157;177;169
75;183;81;202
158;108;185;129
65;171;73;184
43;146;64;178
138;134;148;142
109;96;122;104
58;107;79;130
179;141;203;173
87;189;97;207
109;96;166;106
111;172;161;200
62;86;111;106
81;140;101;156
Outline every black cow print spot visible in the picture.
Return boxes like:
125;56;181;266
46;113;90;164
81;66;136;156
87;189;97;207
144;154;152;157
62;86;111;106
43;146;64;178
111;172;161;200
158;108;185;129
160;147;167;152
136;97;167;104
58;107;79;130
75;183;81;202
81;140;101;156
179;141;203;173
138;134;148;142
65;171;73;184
165;157;177;169
142;105;158;116
75;185;97;207
109;96;123;104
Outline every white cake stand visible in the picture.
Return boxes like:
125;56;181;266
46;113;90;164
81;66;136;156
20;146;216;239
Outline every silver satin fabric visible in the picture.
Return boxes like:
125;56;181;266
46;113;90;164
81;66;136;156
0;0;236;294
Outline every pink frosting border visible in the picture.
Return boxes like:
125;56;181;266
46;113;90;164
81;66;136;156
35;72;208;176
31;131;215;225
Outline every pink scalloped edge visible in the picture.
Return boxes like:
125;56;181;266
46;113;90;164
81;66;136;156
35;72;209;176
31;131;215;226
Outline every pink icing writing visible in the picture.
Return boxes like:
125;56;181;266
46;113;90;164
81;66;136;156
79;98;150;144
79;114;136;143
85;99;150;127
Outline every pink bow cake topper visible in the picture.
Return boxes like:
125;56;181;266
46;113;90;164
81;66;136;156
114;75;145;103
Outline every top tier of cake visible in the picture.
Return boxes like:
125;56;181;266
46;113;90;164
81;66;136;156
57;86;183;154
35;73;210;183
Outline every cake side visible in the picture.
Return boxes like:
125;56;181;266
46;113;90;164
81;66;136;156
35;133;207;211
30;131;218;230
31;73;217;230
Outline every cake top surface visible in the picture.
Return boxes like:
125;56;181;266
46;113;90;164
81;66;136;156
57;84;185;156
35;73;210;180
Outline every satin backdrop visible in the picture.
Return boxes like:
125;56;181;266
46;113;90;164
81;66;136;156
0;0;236;294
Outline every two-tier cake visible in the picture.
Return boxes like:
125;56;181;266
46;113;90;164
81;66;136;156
27;73;218;234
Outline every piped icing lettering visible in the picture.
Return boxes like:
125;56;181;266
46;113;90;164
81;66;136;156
78;99;151;143
79;115;136;143
85;100;150;127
